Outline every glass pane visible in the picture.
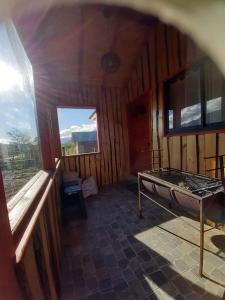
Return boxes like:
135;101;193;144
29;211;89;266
57;108;98;155
181;69;202;127
167;68;201;131
168;110;173;129
0;21;42;202
204;61;225;124
181;103;201;127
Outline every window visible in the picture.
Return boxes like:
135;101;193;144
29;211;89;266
165;58;225;134
57;108;99;155
0;22;42;203
204;60;225;124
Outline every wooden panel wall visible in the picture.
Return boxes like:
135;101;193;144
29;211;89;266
52;84;130;185
126;23;225;179
15;163;62;299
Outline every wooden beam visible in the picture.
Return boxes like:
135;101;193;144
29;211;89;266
35;93;56;171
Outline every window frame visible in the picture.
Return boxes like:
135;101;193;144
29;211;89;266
164;58;225;135
57;105;100;156
0;21;43;208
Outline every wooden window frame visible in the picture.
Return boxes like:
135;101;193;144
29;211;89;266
2;100;56;233
164;58;225;135
57;105;101;157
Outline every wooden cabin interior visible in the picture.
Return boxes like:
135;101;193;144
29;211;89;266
1;2;225;300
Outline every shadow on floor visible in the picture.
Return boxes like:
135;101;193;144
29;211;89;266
211;235;225;254
60;184;225;300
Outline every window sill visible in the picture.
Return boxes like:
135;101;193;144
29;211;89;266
63;152;101;157
165;127;225;137
8;170;50;234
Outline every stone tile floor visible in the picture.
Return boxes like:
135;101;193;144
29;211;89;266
60;184;225;300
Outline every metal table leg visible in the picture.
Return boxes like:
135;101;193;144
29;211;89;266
138;174;143;219
199;200;204;276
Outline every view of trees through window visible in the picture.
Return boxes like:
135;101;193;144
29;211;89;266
0;22;42;202
57;108;98;155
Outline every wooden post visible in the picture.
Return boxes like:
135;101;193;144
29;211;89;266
0;171;22;299
36;98;56;171
49;106;62;160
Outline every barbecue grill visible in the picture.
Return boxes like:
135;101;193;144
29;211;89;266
138;168;225;276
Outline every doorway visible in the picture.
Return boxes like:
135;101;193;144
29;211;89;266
127;92;152;175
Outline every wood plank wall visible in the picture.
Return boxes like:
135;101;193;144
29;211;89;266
126;23;225;179
53;84;130;185
15;163;62;299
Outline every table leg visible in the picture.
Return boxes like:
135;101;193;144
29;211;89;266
199;200;204;277
138;174;143;219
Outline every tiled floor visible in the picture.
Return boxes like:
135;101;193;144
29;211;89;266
60;184;225;300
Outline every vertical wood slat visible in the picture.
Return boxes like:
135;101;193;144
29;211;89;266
47;187;61;273
102;88;112;184
20;240;45;300
53;168;62;263
128;81;133;102
186;135;197;173
148;29;158;152
131;71;138;99
120;90;130;177
167;25;179;76
107;88;117;183
117;89;125;180
170;136;181;169
79;155;86;179
181;136;187;171
38;212;58;300
113;88;121;181
142;44;150;91
75;155;80;175
98;88;107;185
85;155;91;178
89;155;97;183
137;58;144;94
198;135;205;175
162;137;169;168
69;156;76;171
95;154;101;186
64;157;70;172
205;134;217;178
168;137;173;169
157;23;168;81
154;29;162;160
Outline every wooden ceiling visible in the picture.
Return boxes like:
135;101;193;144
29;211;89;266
17;5;157;88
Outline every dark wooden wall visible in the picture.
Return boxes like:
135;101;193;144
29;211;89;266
126;23;225;179
50;84;130;185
